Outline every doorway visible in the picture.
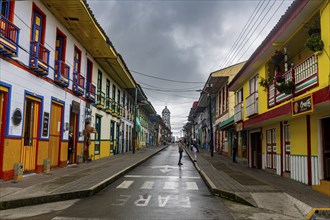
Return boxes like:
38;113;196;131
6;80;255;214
22;97;40;173
322;117;330;180
0;91;7;178
68;111;78;164
251;131;262;169
49;102;63;167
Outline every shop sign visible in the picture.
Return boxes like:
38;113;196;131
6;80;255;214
72;101;80;114
235;122;243;132
42;112;49;137
292;95;313;116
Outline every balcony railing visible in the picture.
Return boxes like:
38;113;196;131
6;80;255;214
105;97;111;113
72;71;84;96
234;102;243;122
54;60;70;87
112;101;117;117
29;41;50;75
246;91;258;117
268;54;318;107
0;15;20;57
96;90;105;109
117;104;123;118
86;82;96;103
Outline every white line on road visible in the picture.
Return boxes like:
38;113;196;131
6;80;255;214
141;181;154;189
125;175;200;179
186;182;199;190
116;180;134;189
163;182;178;190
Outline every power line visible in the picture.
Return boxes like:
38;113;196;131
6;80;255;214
139;82;202;90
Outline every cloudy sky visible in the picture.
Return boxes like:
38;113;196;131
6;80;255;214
88;0;293;137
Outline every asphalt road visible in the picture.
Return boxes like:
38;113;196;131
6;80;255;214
48;144;233;220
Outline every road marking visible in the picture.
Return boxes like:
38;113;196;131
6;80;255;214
163;181;178;190
141;181;154;189
125;175;200;179
186;182;199;190
116;180;134;189
151;165;179;173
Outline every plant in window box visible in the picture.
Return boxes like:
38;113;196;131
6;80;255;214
276;81;294;95
274;66;284;83
271;50;284;64
305;33;324;54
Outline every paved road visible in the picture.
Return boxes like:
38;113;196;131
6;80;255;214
38;144;233;219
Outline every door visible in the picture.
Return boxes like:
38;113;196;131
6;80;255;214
0;92;7;178
49;102;63;167
94;115;101;156
266;129;276;169
322;118;330;180
110;121;115;154
22;98;40;172
251;131;262;169
32;11;43;43
116;124;120;154
68;112;77;164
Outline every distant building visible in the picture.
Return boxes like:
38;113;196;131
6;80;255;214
162;106;171;130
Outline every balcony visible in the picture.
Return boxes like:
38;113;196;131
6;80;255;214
105;97;111;114
234;102;243;122
246;92;258;117
72;71;84;96
0;15;20;57
96;90;105;109
268;54;318;107
117;104;123;119
29;42;50;75
112;101;118;117
54;60;70;87
86;82;96;103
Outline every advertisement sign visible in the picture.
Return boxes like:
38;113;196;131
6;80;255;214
292;94;313;116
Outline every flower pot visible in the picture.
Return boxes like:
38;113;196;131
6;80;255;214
272;53;284;64
314;50;322;56
276;76;285;83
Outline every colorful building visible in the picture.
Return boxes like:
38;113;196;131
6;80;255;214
228;0;329;194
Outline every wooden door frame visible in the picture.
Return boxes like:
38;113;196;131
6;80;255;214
0;92;8;179
50;102;63;167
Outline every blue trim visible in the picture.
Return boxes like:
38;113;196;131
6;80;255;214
24;90;46;141
0;81;18;138
51;97;66;141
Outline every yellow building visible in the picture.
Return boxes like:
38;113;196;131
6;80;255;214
228;0;330;195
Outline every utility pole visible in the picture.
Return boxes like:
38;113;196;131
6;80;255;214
132;87;137;154
208;91;214;157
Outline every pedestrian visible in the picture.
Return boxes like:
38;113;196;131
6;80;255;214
178;139;184;166
191;139;198;162
84;122;92;162
232;134;238;163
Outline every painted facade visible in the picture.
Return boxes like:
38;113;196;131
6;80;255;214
228;0;330;194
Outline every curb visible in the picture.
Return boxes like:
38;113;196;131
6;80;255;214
185;149;255;207
0;146;168;210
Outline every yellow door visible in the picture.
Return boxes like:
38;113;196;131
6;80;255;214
21;98;39;172
49;103;62;167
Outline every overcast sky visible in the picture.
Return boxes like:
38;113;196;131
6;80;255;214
87;0;293;137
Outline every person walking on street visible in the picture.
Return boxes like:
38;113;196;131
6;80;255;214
232;134;238;163
191;139;198;162
178;140;184;165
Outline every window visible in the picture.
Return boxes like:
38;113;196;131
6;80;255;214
55;29;66;61
106;79;110;98
73;47;81;73
236;88;243;104
249;75;258;94
94;115;101;155
23;99;35;146
31;8;45;44
112;85;116;101
117;89;120;105
86;59;93;84
97;70;102;91
1;0;11;19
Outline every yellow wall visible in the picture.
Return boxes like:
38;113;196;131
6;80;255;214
60;142;68;162
100;140;111;158
37;141;48;165
290;116;307;155
3;139;21;170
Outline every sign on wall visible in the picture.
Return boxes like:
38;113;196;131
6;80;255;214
42;112;50;137
292;94;313;116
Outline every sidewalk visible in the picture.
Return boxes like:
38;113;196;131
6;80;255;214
0;145;168;210
185;148;330;219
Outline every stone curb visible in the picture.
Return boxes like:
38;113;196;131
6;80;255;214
0;146;168;210
184;149;255;207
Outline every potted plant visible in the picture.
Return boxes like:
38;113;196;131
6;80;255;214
276;81;294;95
305;33;324;54
259;77;271;90
271;50;284;64
307;21;321;36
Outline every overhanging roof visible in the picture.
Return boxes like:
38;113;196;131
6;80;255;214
42;0;135;88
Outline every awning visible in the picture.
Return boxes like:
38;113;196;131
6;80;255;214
219;116;234;129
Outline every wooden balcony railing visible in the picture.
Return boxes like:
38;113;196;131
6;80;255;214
96;90;105;109
246;91;258;117
29;41;50;75
0;15;20;57
105;97;111;113
86;82;96;103
54;60;70;87
234;102;243;122
72;71;84;96
268;54;318;107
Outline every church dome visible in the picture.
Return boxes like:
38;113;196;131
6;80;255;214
162;106;170;114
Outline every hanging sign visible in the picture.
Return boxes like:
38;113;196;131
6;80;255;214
292;94;313;116
42;112;50;137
